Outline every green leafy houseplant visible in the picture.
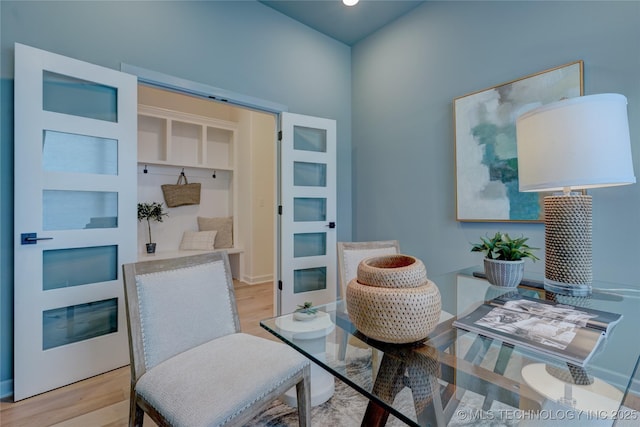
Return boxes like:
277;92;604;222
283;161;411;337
295;301;317;315
137;202;168;252
293;301;318;321
471;232;539;288
471;232;539;262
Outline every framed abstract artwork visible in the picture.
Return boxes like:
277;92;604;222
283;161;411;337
454;61;583;222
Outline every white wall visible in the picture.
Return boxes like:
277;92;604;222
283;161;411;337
251;114;276;282
237;110;276;284
136;164;233;253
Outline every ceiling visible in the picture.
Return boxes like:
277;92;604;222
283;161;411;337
259;1;426;46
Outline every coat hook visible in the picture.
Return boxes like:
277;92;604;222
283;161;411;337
212;170;216;179
143;165;148;174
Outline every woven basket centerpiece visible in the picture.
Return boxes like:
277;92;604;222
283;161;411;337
346;254;441;344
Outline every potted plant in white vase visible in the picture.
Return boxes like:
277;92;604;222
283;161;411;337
471;232;539;287
293;301;318;321
137;202;168;254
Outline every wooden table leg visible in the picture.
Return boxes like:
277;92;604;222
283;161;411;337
362;349;445;426
361;400;392;427
361;353;404;426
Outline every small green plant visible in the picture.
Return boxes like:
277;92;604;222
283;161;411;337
137;202;168;244
471;232;539;262
295;301;317;315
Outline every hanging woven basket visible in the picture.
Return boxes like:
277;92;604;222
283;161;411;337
346;254;441;344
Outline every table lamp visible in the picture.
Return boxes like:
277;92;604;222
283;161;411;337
516;93;636;295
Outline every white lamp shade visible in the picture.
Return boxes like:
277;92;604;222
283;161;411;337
516;93;636;192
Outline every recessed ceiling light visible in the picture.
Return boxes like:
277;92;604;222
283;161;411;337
343;0;359;6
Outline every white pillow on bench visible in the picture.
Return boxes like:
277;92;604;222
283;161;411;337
179;230;218;251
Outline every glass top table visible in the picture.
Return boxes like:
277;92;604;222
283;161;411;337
261;266;640;426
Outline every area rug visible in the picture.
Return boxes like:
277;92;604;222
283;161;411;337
246;346;521;427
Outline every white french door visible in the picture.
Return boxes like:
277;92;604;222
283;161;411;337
278;113;337;315
13;44;137;400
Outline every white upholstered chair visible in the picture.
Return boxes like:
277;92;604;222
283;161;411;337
122;252;311;427
337;240;401;305
337;241;454;363
337;240;401;362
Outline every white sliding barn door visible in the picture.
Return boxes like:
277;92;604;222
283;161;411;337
13;43;137;400
278;113;337;315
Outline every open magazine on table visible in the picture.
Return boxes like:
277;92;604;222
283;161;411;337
453;292;622;367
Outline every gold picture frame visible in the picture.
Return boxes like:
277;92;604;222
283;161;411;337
454;61;584;222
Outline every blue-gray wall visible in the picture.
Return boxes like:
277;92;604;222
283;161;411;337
352;1;640;279
2;0;639;398
0;0;352;396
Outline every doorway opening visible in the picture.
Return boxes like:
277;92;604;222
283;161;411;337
124;63;338;317
136;84;277;291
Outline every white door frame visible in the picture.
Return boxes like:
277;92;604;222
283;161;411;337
121;64;288;114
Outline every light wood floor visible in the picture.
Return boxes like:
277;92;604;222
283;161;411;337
0;281;277;427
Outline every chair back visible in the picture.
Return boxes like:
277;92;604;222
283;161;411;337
122;252;240;381
337;240;400;301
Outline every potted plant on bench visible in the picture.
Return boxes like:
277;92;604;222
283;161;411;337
137;202;168;254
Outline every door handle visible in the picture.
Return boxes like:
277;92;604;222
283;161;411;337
21;233;54;245
326;222;336;229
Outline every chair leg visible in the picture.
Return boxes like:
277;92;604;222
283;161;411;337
129;390;144;427
371;348;381;380
338;328;348;361
296;364;312;427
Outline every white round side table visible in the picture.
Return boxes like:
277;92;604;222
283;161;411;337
276;311;336;407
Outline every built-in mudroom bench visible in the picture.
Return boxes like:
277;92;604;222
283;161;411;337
136;104;243;278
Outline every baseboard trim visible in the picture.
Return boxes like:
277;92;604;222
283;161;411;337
241;274;273;285
1;379;13;399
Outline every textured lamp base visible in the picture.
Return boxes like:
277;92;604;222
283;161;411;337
543;194;592;295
